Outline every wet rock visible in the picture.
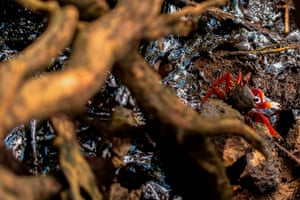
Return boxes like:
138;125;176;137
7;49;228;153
222;136;250;168
4;124;27;162
200;98;244;121
142;181;172;200
200;98;281;195
239;124;280;194
200;98;246;158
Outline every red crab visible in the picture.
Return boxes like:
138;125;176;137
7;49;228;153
201;71;282;140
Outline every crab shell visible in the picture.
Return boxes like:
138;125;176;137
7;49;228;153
227;84;256;114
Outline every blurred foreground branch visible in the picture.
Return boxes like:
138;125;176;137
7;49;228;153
114;51;267;199
0;166;61;200
0;0;269;199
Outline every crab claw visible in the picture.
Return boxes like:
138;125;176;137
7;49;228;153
251;88;281;110
255;101;281;110
268;101;281;110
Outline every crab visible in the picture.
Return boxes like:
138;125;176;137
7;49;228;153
201;71;282;140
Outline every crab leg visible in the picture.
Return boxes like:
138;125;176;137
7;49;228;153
213;73;234;94
201;87;226;104
248;111;283;140
201;73;234;105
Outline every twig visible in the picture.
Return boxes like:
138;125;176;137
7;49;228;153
284;0;291;33
217;44;299;57
278;0;292;33
172;0;226;17
144;0;226;39
274;141;300;165
297;119;300;140
29;119;39;175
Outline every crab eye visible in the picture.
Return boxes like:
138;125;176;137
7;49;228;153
253;96;261;104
